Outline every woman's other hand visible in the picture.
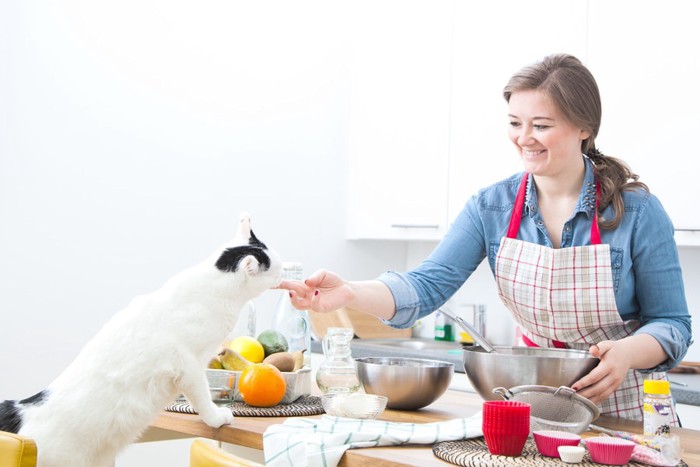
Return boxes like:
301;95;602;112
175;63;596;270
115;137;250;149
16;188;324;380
571;334;667;404
571;340;631;404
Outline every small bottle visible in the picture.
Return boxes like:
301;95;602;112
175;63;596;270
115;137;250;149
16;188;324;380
273;263;310;362
434;310;446;341
443;313;453;341
434;310;453;341
643;380;673;437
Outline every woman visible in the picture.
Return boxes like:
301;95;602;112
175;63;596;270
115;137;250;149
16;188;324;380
281;54;692;421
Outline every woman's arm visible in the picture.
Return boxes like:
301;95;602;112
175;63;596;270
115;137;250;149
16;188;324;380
279;271;396;319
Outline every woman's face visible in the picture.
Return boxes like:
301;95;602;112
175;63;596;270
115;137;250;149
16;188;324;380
507;89;590;178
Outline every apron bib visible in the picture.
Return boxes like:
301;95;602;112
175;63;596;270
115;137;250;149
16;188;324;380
494;173;672;421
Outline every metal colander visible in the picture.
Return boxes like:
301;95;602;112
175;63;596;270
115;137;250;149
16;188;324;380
493;385;600;434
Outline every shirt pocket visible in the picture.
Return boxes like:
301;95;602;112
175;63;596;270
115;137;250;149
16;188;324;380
609;247;623;293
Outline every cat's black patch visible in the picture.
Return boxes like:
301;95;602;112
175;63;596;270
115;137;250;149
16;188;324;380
215;246;270;273
249;230;267;249
0;400;22;433
20;390;47;406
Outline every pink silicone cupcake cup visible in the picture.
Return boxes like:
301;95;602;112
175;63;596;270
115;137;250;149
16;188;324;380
532;430;581;458
586;437;635;465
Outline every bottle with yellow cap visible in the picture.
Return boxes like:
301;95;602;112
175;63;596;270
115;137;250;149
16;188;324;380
643;379;673;437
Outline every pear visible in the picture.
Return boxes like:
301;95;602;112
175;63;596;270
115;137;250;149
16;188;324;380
291;349;306;372
207;356;224;369
218;348;254;372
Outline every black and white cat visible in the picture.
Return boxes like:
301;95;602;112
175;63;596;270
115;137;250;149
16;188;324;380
0;213;283;467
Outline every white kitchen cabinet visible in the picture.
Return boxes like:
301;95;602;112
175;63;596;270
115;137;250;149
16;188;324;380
345;1;453;240
346;1;700;244
346;1;589;239
447;0;588;222
587;0;700;244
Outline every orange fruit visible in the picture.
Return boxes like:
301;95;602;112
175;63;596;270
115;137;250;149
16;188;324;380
238;363;287;407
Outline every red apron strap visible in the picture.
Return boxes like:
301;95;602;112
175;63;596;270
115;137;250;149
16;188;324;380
521;332;567;349
506;173;529;239
590;182;602;245
508;173;602;245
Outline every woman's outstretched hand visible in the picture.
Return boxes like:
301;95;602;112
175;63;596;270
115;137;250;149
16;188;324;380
276;269;354;313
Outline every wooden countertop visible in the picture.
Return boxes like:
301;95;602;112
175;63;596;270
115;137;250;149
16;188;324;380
147;390;700;466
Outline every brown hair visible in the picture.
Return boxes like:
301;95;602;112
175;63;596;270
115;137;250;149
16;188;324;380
503;54;647;229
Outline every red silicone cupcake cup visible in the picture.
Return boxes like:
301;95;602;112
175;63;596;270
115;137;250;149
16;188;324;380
483;400;531;416
482;421;530;434
482;400;531;434
483;431;529;457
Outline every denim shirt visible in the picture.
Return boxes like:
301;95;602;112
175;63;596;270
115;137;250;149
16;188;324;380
379;158;693;372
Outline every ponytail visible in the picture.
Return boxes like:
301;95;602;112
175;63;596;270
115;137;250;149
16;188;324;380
586;146;648;230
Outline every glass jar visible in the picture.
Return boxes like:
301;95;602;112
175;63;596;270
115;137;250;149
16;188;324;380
273;262;310;360
643;379;673;437
315;327;361;394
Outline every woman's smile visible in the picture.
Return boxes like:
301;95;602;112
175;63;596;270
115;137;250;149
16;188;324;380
508;89;589;177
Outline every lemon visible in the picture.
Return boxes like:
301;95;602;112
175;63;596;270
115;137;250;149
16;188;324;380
257;329;289;357
228;336;265;364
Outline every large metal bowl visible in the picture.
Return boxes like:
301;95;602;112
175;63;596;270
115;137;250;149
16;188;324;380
356;357;454;410
462;346;599;401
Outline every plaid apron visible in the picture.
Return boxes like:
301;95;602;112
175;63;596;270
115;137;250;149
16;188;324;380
495;173;673;421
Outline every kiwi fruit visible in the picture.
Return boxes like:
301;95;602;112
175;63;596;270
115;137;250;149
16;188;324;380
263;352;295;372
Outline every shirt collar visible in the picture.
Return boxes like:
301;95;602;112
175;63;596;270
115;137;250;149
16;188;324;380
524;156;597;219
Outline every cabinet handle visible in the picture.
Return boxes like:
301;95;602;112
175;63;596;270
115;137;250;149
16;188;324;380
675;229;700;232
390;224;440;229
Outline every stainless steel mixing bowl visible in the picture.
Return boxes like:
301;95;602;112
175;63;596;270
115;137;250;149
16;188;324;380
462;346;599;401
356;357;454;410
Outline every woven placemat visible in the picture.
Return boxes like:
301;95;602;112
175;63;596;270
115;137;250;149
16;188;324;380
165;395;324;417
433;438;655;467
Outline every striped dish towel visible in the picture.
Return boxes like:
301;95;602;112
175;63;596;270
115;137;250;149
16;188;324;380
263;413;483;467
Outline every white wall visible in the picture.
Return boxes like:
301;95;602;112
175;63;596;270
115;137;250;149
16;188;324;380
0;1;407;401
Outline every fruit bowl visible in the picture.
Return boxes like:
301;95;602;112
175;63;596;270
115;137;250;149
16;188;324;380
206;369;237;401
207;367;312;404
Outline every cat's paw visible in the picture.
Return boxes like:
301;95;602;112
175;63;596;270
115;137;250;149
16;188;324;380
201;405;234;428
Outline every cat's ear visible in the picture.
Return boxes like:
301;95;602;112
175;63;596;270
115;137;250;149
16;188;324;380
239;254;262;276
238;212;252;238
237;211;267;249
215;246;271;273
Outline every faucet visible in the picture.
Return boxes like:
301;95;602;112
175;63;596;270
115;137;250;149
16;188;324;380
440;305;494;353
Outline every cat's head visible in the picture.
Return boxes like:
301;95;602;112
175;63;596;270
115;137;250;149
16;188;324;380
213;212;283;293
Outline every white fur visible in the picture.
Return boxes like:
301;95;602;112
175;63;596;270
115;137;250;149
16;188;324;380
17;214;282;467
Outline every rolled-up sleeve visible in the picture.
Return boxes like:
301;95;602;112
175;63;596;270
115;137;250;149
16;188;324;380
636;322;692;373
376;195;491;329
628;193;693;372
377;271;422;329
